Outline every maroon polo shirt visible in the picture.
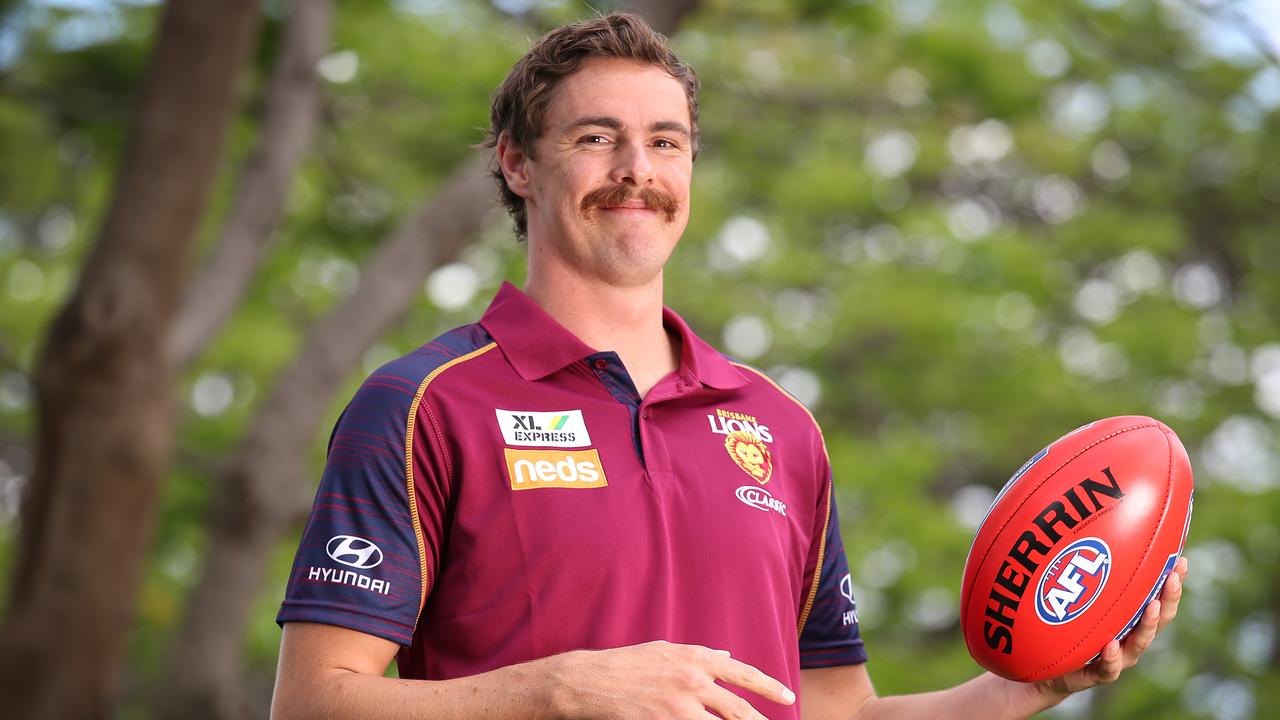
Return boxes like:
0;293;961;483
279;283;866;718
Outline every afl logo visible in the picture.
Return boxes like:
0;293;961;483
1035;537;1111;625
326;535;384;569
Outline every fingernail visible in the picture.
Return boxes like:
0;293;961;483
714;649;731;656
781;688;796;704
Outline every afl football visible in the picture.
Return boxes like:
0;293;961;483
960;416;1193;682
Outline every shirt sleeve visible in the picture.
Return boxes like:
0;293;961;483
276;367;434;646
798;458;868;668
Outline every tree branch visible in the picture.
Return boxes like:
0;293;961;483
625;0;701;34
1183;0;1280;69
155;156;494;720
168;0;331;369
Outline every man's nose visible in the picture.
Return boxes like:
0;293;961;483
609;140;654;186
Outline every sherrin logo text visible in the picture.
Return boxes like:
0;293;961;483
504;448;608;490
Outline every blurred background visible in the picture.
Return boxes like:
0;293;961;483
0;0;1277;718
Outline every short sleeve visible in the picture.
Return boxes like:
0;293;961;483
798;461;868;668
276;369;433;646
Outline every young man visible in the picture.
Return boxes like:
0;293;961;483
271;13;1186;720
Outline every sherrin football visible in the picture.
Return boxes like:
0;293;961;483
960;416;1194;682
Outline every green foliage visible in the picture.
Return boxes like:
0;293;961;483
1;0;1278;717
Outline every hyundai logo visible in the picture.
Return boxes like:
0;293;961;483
840;573;855;605
326;535;384;569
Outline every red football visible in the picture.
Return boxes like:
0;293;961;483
960;416;1194;682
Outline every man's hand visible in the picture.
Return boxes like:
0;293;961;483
273;626;793;720
545;640;796;720
1036;556;1189;701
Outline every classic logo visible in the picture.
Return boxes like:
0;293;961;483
1035;537;1111;625
735;485;787;516
504;448;607;490
496;409;592;448
326;535;384;569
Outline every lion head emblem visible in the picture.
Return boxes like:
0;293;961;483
725;430;772;484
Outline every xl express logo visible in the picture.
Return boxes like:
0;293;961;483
496;409;592;447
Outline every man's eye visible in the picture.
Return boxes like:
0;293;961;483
580;135;610;145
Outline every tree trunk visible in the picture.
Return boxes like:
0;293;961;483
159;3;702;717
0;1;261;718
627;0;701;35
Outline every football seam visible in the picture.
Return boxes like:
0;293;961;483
1020;423;1174;681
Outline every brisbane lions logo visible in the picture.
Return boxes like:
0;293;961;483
725;430;773;484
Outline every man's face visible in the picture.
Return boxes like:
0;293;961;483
502;58;694;288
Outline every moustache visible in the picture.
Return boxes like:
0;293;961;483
580;184;679;222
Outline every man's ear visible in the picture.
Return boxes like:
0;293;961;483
496;131;533;199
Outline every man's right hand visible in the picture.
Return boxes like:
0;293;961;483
272;624;794;720
543;640;796;720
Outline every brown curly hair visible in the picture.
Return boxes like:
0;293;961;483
482;12;700;241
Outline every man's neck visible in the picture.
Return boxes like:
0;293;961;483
525;268;680;399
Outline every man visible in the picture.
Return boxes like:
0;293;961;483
271;13;1186;720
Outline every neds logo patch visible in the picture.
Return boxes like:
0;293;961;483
504;448;607;490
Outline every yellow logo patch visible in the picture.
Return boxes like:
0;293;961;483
504;448;607;490
724;430;773;485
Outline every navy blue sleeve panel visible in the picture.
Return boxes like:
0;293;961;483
799;488;868;668
276;369;426;646
277;324;494;646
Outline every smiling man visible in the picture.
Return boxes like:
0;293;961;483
270;13;1186;720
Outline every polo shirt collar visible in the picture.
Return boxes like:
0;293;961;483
661;305;750;390
479;282;748;390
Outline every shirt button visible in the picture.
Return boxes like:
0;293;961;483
593;359;607;370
